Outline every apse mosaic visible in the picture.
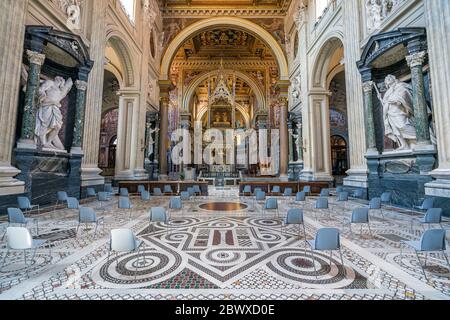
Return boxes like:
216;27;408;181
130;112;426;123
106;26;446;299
0;189;449;300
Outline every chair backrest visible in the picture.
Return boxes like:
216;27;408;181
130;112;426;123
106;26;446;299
141;190;151;201
286;209;304;224
272;186;281;193
104;183;113;193
381;192;392;203
424;208;442;224
369;197;381;209
351;208;370;223
138;185;146;193
119;188;129;197
57;191;68;202
169;197;182;209
315;228;340;251
110;229;137;252
79;207;97;223
7;208;26;224
118;197;132;209
353;189;364;198
243;185;252;193
150;207;167;222
296;192;306;202
315;197;329;209
256;191;266;201
153;188;162;195
164;185;173;193
264;198;278;209
254;188;262;196
336;186;344;193
283;188;293;196
420;229;447;251
320;188;330;197
420;198;435;210
180;191;190;200
86;188;96;197
6;227;33;250
17;196;31;210
338;192;349;202
187;187;195;196
98;192;109;202
193;185;201;193
67;197;80;209
302;186;311;194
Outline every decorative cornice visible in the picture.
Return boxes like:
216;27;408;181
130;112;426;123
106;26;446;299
26;50;46;66
406;51;427;68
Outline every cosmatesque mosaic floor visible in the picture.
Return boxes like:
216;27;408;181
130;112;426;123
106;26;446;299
0;187;449;300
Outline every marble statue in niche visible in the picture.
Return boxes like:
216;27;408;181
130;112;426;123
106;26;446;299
374;75;416;151
35;76;73;151
366;0;404;31
147;127;159;157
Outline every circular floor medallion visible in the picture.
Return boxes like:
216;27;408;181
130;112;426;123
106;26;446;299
199;202;248;212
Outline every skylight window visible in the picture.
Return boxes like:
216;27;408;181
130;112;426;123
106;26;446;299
315;0;329;20
120;0;136;23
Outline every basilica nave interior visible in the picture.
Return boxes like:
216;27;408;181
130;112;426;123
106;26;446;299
0;0;449;301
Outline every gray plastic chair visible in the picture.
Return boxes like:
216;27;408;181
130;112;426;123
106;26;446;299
118;196;133;219
77;207;104;237
307;228;346;277
411;208;444;231
55;191;68;211
346;208;371;235
17;197;40;215
149;207;169;233
2;208;38;240
263;198;279;217
107;229;143;279
141;190;151;201
402;229;449;280
1;227;49;272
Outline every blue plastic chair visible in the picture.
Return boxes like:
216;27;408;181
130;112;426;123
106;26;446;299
169;197;183;217
320;188;330;197
141;190;151;201
263;198;279;217
67;197;80;210
283;209;306;244
180;191;190;201
254;191;266;208
17;197;40;215
149;207;169;233
137;185;146;194
411;208;444;231
271;186;281;195
77;207;104;237
283;188;293;197
193;185;202;196
294;191;306;207
119;188;129;197
2;208;38;240
307;228;346;277
381;192;392;205
98;192;110;211
415;198;435;212
86;188;97;198
254;188;263;196
352;189;364;199
119;197;133;219
153;188;163;196
164;185;173;194
107;229;143;279
104;183;113;195
336;186;344;194
187;187;195;197
314;197;329;220
55;191;68;211
242;185;252;199
346;208;371;235
368;197;383;218
402;229;449;280
302;185;311;195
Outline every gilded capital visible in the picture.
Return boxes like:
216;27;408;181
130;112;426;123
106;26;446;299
26;50;46;66
406;51;427;68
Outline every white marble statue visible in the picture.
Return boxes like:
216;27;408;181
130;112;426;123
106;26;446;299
147;127;159;157
35;76;73;151
366;0;383;31
375;75;416;151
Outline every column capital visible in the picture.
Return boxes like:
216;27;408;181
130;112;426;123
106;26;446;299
26;50;45;66
159;80;175;93
406;51;427;68
75;80;88;91
362;81;374;93
275;80;291;92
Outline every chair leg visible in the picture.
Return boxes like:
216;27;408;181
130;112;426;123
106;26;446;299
443;252;450;269
339;248;346;277
36;220;39;236
1;223;9;241
1;249;9;269
310;248;318;279
414;250;428;280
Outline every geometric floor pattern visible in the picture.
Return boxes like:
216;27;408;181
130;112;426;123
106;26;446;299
0;187;449;300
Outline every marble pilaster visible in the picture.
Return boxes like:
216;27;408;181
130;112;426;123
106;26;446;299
288;121;294;163
276;81;290;181
71;80;88;154
159;80;173;177
362;81;378;154
0;0;28;197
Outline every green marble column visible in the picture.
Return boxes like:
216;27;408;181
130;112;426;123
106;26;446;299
288;121;294;163
154;120;160;165
19;50;45;147
406;51;431;145
72;80;88;152
296;123;303;162
362;81;377;153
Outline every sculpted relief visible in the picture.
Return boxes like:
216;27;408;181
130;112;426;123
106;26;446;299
366;0;405;32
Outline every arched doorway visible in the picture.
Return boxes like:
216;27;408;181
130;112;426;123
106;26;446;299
330;135;348;178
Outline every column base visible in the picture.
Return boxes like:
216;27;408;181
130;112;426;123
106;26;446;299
81;166;105;187
134;168;149;180
344;168;369;188
299;169;334;183
17;139;37;150
425;179;450;216
70;147;84;155
0;165;25;196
